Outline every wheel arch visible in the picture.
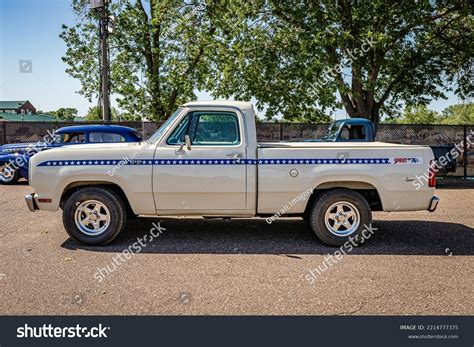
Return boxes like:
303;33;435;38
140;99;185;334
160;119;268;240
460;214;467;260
303;180;383;217
60;181;135;215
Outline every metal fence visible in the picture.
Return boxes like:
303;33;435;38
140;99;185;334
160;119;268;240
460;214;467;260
0;121;161;144
254;123;473;178
0;120;472;178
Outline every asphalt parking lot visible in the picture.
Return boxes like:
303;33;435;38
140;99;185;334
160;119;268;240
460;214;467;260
0;183;472;315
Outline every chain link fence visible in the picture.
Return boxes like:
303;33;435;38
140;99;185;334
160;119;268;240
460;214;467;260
467;126;474;178
0;121;162;143
0;120;472;178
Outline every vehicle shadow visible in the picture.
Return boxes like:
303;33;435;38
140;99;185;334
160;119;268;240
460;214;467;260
62;217;474;256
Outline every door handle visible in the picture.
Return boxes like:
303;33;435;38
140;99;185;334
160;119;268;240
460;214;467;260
227;153;243;160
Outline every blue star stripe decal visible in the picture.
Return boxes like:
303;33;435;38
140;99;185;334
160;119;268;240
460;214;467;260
37;157;396;167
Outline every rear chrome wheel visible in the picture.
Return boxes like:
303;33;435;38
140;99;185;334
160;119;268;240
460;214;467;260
309;189;372;246
324;201;360;237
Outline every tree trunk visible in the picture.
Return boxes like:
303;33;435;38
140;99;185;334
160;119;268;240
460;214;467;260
339;88;380;125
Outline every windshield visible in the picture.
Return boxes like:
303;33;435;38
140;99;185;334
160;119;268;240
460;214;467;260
322;120;344;141
147;107;184;143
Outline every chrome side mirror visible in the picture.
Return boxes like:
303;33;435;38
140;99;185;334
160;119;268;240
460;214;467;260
184;135;192;151
176;135;192;155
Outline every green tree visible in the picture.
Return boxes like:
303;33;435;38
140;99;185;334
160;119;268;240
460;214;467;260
85;106;102;121
60;0;225;121
439;103;474;124
389;105;440;124
50;107;79;121
387;102;473;124
209;0;473;123
85;106;121;121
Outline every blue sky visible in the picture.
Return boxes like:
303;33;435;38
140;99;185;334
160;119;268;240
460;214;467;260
0;0;464;118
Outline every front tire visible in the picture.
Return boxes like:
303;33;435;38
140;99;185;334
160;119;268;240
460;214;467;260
62;187;127;245
309;189;372;247
0;164;20;185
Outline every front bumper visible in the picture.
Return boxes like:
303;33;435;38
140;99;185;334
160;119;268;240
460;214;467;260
428;196;439;212
25;193;38;212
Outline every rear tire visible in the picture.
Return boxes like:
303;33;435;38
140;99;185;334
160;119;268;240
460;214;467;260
309;189;372;247
62;187;127;245
0;164;20;185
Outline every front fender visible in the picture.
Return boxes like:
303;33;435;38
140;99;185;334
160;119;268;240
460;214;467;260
0;154;17;164
31;167;155;215
0;153;30;169
33;170;131;212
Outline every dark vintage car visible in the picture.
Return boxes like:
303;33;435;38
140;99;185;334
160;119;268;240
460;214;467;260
288;118;376;142
0;125;142;184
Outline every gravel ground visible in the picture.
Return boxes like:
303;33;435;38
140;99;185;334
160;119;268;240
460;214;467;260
0;182;472;315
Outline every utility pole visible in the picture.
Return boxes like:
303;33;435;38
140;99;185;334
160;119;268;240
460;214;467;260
90;0;111;121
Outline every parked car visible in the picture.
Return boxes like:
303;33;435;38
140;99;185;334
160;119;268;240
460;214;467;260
288;118;376;143
26;101;438;247
0;125;142;184
430;145;457;175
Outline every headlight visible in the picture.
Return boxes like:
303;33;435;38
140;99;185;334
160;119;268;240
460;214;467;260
2;148;17;153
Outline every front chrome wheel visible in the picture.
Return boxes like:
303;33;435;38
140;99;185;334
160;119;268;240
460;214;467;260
0;164;16;183
63;187;127;245
74;200;111;236
324;201;360;237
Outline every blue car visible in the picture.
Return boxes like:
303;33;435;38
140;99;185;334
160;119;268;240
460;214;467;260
0;125;142;184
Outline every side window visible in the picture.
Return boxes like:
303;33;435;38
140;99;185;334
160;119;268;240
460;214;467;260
191;113;240;145
167;111;240;146
63;132;85;143
89;132;125;143
351;125;366;140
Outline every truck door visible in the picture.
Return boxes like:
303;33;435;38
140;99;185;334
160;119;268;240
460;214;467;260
153;109;247;212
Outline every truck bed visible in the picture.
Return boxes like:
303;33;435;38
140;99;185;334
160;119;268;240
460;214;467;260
256;141;434;215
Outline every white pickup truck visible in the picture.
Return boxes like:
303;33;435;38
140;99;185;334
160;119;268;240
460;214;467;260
26;101;439;246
